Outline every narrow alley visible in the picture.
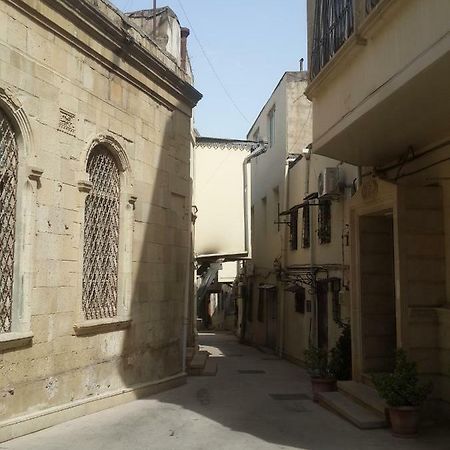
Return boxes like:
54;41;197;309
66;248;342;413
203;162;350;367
4;333;450;450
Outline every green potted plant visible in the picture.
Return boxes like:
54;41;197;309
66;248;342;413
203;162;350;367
372;349;433;438
304;346;337;402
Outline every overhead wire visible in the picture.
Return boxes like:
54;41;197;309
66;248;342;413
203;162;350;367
175;0;251;124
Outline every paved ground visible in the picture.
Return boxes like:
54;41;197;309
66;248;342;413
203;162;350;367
3;332;450;450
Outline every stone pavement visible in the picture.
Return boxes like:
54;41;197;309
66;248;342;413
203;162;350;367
3;332;450;450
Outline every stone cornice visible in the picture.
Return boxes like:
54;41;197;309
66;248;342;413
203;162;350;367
6;0;202;110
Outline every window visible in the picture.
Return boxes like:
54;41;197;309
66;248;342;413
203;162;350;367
252;128;260;142
311;0;354;78
295;287;306;314
318;200;331;244
301;205;310;248
290;210;298;250
257;287;265;322
268;106;275;147
82;147;120;320
0;109;18;333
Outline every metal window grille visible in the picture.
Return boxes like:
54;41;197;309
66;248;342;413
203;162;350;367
318;200;332;244
290;211;298;250
82;147;120;320
311;0;354;78
366;0;381;14
0;110;18;333
301;205;310;248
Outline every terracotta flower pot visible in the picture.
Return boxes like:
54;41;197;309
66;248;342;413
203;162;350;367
389;406;420;438
311;377;337;402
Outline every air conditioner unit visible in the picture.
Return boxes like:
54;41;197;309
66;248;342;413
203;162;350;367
318;168;342;198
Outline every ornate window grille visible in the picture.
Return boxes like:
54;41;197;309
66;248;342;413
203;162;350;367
311;0;354;78
366;0;381;14
318;200;332;244
0;110;18;333
82;147;120;320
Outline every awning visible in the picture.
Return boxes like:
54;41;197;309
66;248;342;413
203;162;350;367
259;284;276;290
279;202;308;216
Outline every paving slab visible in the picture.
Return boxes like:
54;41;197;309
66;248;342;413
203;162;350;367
3;332;450;450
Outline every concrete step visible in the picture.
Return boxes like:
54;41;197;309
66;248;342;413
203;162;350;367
318;391;387;429
200;358;218;377
187;350;209;376
337;380;386;415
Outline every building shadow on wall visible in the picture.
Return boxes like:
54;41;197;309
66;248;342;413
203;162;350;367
118;109;191;390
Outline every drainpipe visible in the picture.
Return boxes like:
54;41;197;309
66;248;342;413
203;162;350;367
242;142;268;259
241;142;267;341
180;27;190;72
278;158;290;357
181;180;193;373
303;147;317;346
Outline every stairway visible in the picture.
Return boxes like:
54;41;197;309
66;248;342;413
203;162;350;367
317;380;387;429
186;349;218;376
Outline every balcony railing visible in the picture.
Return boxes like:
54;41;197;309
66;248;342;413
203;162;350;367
311;0;354;79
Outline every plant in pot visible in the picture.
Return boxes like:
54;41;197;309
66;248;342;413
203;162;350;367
304;346;337;402
372;349;433;438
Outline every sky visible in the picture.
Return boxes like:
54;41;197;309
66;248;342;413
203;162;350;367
111;0;307;140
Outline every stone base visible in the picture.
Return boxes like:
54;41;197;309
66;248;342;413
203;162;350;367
0;373;186;443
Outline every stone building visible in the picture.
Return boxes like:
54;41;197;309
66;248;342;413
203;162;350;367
241;71;357;359
306;0;450;418
0;0;201;442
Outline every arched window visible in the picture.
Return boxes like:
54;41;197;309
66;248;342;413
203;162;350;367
82;146;120;320
0;109;18;333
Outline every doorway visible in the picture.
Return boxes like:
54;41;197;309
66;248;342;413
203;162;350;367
359;212;397;375
266;288;278;350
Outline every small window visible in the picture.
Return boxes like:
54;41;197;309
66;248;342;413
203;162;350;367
295;287;306;314
301;205;310;248
290;210;298;250
268;106;275;147
257;288;265;322
318;200;331;244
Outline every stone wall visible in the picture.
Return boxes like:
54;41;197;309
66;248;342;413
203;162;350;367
0;0;200;441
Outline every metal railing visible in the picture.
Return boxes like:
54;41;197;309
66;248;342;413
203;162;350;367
366;0;382;14
311;0;354;78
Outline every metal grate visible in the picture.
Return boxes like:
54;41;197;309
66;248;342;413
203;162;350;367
366;0;381;14
82;147;120;320
0;110;18;333
311;0;354;78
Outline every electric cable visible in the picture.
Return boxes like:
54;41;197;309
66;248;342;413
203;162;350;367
175;0;251;124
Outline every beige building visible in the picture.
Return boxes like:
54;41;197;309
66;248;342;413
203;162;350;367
193;137;261;330
242;71;357;360
306;0;450;417
0;0;201;442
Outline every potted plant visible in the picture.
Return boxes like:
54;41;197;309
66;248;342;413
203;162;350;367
372;349;433;438
304;346;337;402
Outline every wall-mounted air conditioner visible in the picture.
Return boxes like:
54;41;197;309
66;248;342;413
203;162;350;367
318;168;342;198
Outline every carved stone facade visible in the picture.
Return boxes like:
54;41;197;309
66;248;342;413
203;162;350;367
0;0;201;442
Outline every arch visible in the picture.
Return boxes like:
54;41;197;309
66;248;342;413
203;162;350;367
84;134;131;174
0;82;35;161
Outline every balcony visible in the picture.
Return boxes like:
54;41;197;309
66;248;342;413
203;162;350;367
306;0;450;165
310;0;354;79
